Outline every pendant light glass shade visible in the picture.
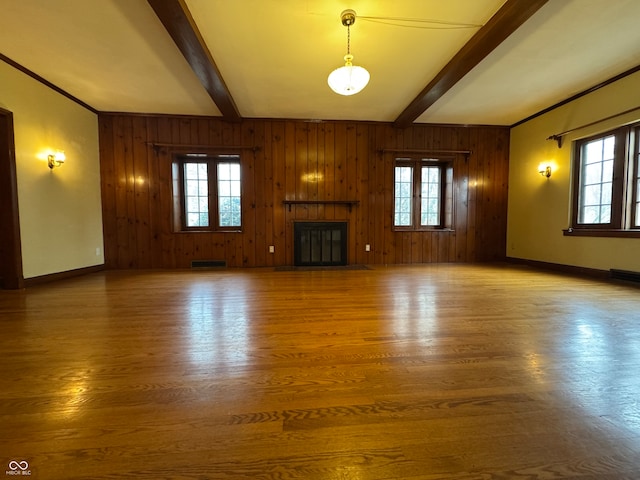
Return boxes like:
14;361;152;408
327;54;370;96
328;10;369;96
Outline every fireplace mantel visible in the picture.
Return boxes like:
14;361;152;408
283;200;359;212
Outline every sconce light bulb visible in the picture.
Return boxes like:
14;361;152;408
538;164;552;178
54;150;66;162
48;150;66;169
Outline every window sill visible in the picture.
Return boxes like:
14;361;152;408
563;228;640;238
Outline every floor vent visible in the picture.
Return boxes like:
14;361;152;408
191;260;226;269
610;269;640;283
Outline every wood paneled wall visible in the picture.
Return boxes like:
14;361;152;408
99;115;509;269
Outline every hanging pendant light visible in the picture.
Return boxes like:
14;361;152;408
327;9;370;96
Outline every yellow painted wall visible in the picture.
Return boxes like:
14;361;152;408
508;70;640;272
0;61;103;279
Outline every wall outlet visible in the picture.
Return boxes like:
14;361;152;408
96;247;101;256
365;244;371;252
269;245;275;253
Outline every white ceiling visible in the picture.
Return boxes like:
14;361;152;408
2;0;640;126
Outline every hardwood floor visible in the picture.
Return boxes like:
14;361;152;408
1;264;639;479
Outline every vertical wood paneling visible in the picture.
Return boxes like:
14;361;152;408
99;115;509;269
294;124;308;218
466;129;479;262
323;123;336;219
144;117;161;268
98;116;117;269
370;125;384;265
307;123;319;218
113;116;133;267
355;123;370;264
271;121;286;265
454;133;470;262
124;116;138;268
156;117;175;268
475;126;489;261
253;121;267;267
178;119;194;266
382;125;396;265
345;123;358;264
422;231;433;263
494;128;509;259
132;116;151;268
284;121;296;264
334;123;348;218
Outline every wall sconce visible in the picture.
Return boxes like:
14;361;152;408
538;163;552;178
48;150;66;169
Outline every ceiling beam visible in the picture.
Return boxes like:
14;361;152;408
147;0;241;122
394;0;548;128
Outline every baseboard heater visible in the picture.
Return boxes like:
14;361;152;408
191;260;226;269
610;269;640;283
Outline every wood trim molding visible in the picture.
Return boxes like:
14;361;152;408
0;108;24;289
379;148;471;155
506;257;609;280
0;54;98;114
394;0;549;128
147;0;241;122
512;64;640;128
23;264;105;288
148;142;258;153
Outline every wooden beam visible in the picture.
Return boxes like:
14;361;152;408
147;0;241;122
394;0;549;128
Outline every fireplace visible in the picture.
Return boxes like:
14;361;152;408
294;222;347;267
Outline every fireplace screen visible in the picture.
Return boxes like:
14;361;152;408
294;222;347;266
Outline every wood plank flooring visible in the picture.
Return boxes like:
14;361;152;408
1;264;639;479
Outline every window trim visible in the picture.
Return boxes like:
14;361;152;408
568;123;640;237
629;128;640;229
172;154;242;233
393;156;453;232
